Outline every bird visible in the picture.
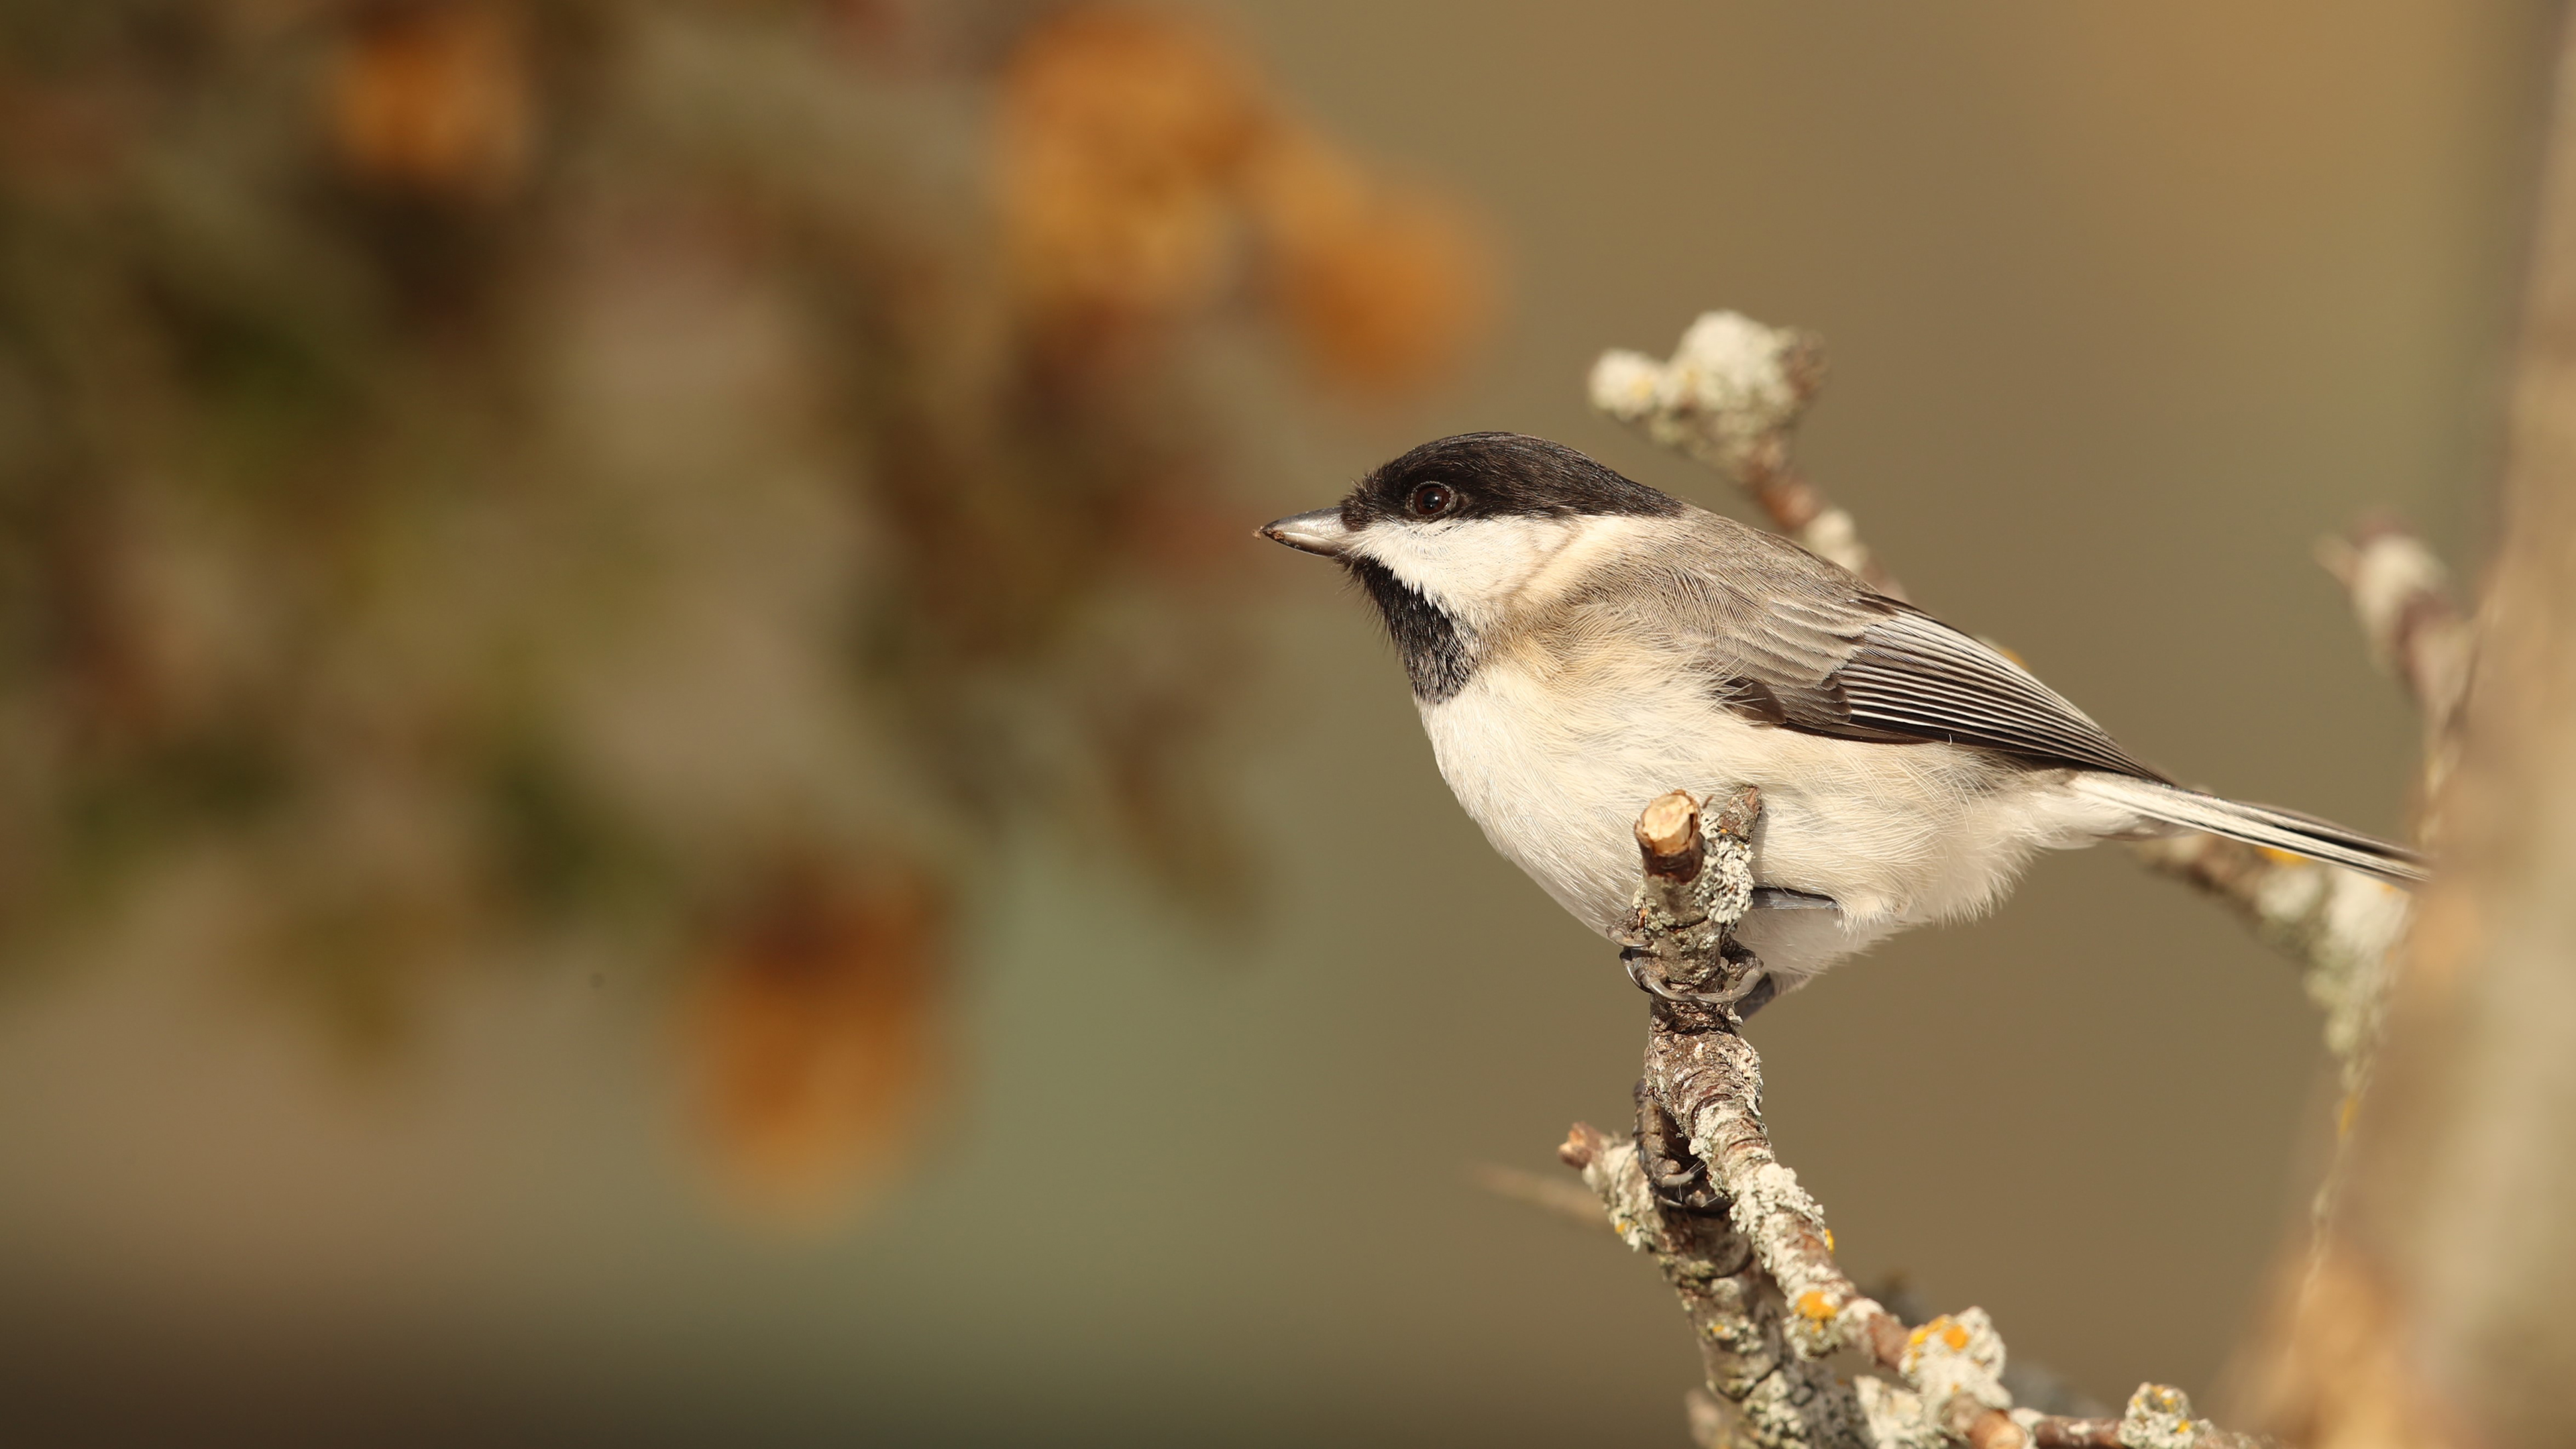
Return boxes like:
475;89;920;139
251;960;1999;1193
1258;431;2424;1003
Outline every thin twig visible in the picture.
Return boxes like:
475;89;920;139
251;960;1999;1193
2031;1386;2272;1449
1591;312;1904;598
2314;517;2475;739
2314;517;2475;843
1468;1162;1619;1231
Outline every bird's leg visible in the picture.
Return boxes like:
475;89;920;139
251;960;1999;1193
1748;885;1837;912
1727;967;1779;1020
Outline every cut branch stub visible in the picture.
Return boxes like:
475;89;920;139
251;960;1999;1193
1625;784;1760;1000
1637;788;1705;879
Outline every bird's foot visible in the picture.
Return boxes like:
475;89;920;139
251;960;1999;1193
1620;943;1775;1020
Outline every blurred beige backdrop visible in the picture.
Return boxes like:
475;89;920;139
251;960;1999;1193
0;2;2554;1444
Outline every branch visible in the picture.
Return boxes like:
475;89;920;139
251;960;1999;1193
2314;518;2475;742
1559;1120;1870;1449
1592;313;1905;598
1570;788;2269;1449
2314;517;2475;845
2131;515;2466;1084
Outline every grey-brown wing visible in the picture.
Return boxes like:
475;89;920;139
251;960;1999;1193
1667;521;2164;781
1825;603;2164;780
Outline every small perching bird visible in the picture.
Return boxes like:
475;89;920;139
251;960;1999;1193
1261;432;2424;998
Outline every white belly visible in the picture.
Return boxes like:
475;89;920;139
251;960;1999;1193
1416;659;2132;985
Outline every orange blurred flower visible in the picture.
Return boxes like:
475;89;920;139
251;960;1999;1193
996;5;1266;330
684;858;947;1224
995;3;1495;393
326;1;533;199
1245;128;1495;395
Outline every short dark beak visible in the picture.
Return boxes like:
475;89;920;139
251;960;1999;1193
1257;508;1352;558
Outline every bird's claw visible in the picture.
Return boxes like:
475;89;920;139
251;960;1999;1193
1620;945;1776;1018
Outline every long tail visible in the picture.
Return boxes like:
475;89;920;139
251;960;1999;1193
2071;773;2429;885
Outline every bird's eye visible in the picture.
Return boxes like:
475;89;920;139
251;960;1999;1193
1406;482;1458;519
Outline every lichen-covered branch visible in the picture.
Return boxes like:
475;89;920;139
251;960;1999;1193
1591;312;1904;598
1559;1120;1870;1449
1572;787;2264;1449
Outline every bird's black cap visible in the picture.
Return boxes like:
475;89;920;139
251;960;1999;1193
1340;433;1683;527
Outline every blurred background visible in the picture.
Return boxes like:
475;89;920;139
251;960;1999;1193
0;1;2555;1444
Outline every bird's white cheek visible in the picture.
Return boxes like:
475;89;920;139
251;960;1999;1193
1346;519;1574;626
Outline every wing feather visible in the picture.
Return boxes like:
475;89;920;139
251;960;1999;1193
1645;513;2163;780
1835;607;2161;778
